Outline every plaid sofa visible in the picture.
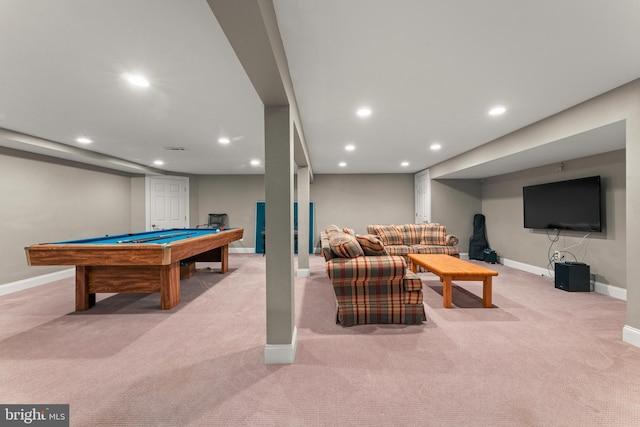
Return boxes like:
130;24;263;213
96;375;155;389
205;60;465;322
321;226;426;326
366;224;459;271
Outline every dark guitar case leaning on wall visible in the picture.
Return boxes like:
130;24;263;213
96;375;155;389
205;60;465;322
469;213;489;260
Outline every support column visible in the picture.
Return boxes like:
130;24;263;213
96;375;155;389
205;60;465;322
624;102;640;348
263;106;297;364
297;165;310;277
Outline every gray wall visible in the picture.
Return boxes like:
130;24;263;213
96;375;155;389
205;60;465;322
1;149;133;283
310;174;414;243
192;175;266;252
430;179;482;253
190;173;416;252
130;176;147;231
482;150;626;288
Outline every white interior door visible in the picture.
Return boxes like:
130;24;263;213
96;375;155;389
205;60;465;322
415;169;431;224
147;176;189;230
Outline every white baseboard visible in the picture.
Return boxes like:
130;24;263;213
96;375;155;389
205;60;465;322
230;247;257;254
0;268;74;296
623;325;640;349
501;257;627;301
297;268;310;277
2;250;255;296
501;258;550;277
264;327;297;364
594;282;627;300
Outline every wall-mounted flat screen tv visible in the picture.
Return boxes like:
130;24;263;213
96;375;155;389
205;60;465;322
523;176;602;232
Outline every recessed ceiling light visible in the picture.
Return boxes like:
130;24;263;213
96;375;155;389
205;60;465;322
401;161;409;167
153;160;164;166
430;143;442;151
345;144;355;151
218;137;230;144
339;162;347;167
356;107;372;118
250;159;260;166
122;73;150;88
76;137;92;144
488;106;506;116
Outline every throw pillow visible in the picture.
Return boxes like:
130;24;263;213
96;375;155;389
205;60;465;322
446;234;460;246
330;232;364;258
370;224;404;246
325;224;341;236
402;224;424;245
355;234;387;256
420;225;447;246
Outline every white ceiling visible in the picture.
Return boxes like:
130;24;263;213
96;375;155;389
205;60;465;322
0;1;638;178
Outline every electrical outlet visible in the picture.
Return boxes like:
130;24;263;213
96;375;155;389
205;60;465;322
553;251;560;261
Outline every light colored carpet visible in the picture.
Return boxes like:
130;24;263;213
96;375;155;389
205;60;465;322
1;254;638;426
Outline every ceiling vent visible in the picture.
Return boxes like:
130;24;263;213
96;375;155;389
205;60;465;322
164;147;188;151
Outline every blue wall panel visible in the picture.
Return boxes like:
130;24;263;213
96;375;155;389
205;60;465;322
255;201;314;254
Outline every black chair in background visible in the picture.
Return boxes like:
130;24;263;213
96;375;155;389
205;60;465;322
197;213;227;229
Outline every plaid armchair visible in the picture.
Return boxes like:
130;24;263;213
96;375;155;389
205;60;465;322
321;228;426;326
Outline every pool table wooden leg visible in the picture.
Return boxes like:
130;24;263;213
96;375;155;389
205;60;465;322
160;262;180;310
220;245;229;273
75;266;95;311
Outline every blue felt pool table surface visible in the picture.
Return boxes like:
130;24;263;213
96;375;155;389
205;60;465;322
54;228;232;245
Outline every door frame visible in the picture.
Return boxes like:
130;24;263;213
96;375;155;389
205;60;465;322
415;168;431;224
145;176;190;231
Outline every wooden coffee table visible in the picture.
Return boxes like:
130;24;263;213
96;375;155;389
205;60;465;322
408;254;498;308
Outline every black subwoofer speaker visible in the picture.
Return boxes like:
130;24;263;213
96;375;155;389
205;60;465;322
555;262;590;292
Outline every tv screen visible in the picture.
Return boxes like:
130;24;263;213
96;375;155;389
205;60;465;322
523;176;602;232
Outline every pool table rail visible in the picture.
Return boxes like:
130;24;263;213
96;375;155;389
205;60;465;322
25;244;172;266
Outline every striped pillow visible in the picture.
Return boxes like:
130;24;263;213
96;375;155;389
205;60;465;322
325;224;341;236
420;225;447;246
446;234;459;246
402;224;423;245
370;224;404;246
355;234;387;256
330;232;364;258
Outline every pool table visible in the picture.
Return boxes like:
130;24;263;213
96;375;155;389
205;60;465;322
25;228;244;311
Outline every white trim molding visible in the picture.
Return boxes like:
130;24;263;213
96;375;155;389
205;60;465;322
593;282;627;300
501;258;550;277
622;325;640;349
264;326;297;364
297;268;310;278
501;257;627;301
0;268;74;296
